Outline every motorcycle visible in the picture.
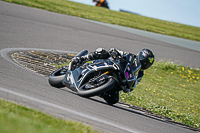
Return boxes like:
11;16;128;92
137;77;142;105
48;50;141;105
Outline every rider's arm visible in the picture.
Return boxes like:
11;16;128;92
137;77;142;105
108;48;125;57
86;48;126;61
76;48;124;64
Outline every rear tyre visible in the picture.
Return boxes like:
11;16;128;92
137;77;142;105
77;78;116;98
48;68;66;88
103;91;119;105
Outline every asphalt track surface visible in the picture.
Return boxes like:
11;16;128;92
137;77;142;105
0;1;199;133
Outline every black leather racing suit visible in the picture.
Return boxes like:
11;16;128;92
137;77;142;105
93;0;109;9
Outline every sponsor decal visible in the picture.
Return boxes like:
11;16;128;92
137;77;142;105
149;57;154;63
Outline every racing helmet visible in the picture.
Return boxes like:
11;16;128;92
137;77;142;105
138;49;155;70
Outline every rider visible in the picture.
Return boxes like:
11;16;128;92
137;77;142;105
93;0;109;9
73;48;155;104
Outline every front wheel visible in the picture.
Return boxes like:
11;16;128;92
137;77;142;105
48;67;67;88
77;77;116;98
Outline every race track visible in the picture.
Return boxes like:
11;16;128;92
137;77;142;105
0;1;199;133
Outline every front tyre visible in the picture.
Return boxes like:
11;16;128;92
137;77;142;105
77;78;116;98
48;68;66;88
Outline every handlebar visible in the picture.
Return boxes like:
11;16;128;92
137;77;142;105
68;60;77;71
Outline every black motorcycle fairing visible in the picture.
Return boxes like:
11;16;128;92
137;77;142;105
62;59;119;92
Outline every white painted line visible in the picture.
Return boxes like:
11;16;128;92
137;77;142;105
0;86;142;133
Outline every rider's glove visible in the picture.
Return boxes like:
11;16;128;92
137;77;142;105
108;48;123;59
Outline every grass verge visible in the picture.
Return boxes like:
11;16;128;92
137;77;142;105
2;0;200;41
0;99;99;133
120;61;200;128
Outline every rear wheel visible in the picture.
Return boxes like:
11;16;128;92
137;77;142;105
77;77;116;98
48;67;67;88
103;91;119;105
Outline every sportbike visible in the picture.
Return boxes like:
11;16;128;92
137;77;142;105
48;50;141;105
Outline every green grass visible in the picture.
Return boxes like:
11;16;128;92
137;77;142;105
120;61;200;128
53;62;70;69
2;0;200;41
0;99;100;133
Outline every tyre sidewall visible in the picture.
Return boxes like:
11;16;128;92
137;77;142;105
48;68;65;88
